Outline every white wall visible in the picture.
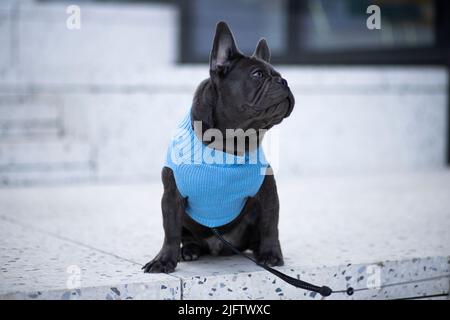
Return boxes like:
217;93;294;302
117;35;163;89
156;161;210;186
0;0;448;185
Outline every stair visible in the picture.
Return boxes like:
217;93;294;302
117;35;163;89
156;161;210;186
0;97;93;185
0;102;62;139
0;139;93;185
0;172;448;299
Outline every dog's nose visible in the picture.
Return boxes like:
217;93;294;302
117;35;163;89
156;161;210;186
275;76;288;87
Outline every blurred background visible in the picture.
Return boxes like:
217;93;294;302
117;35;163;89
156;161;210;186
0;0;449;185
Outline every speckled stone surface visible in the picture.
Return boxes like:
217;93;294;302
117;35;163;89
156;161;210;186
0;221;180;300
0;171;449;299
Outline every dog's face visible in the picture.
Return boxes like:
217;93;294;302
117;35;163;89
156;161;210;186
209;22;294;132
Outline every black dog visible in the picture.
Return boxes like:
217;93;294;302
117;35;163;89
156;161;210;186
143;21;294;273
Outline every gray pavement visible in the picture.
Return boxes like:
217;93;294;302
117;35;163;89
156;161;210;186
0;171;449;299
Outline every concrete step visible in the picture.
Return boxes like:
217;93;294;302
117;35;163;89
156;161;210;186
0;139;92;185
0;100;62;139
0;119;61;139
0;172;448;299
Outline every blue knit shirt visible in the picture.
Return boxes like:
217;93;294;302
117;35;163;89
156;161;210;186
165;110;269;227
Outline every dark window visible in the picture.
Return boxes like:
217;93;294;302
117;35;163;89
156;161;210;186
179;0;450;164
293;0;434;51
179;0;450;65
185;0;288;57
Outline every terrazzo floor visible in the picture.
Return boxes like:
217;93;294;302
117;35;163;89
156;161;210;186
0;171;449;299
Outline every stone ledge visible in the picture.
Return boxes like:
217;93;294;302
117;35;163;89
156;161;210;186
0;171;449;299
0;219;180;300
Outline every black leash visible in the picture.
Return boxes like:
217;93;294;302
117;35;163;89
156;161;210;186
211;228;354;297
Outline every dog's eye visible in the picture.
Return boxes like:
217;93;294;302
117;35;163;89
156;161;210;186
252;70;263;78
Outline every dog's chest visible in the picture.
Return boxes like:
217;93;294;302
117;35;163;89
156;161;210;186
173;163;265;227
176;163;263;198
165;111;269;227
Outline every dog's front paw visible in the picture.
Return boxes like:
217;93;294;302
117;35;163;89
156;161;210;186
255;250;284;267
142;252;177;273
181;243;202;261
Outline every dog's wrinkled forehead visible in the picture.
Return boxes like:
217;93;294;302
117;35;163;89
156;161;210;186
224;56;281;82
244;56;278;74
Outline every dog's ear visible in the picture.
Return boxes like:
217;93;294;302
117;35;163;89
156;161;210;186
210;21;240;75
252;38;271;63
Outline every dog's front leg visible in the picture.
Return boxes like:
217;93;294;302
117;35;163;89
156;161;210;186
254;173;284;267
143;167;185;273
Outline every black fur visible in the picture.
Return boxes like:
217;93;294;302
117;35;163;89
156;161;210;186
143;21;294;273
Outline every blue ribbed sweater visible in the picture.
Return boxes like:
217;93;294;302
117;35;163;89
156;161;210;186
165;110;269;227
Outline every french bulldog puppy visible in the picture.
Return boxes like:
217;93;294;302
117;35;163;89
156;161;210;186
143;21;294;273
